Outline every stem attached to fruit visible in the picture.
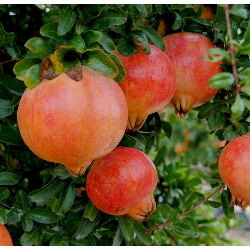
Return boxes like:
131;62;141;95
224;4;240;95
145;183;225;234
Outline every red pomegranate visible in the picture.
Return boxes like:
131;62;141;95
86;146;158;221
163;32;222;116
17;66;128;176
0;225;13;246
113;43;176;132
219;134;250;210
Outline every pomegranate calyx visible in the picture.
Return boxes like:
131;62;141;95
127;112;148;132
231;194;250;211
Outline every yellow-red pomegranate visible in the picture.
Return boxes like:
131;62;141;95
163;32;222;116
86;146;158;221
219;134;250;210
17;66;128;176
113;43;176;132
0;225;13;246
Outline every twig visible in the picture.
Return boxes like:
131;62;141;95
224;4;240;94
0;59;19;66
0;201;12;210
145;183;225;234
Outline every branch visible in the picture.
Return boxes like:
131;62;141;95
145;183;225;234
224;4;240;94
0;59;19;66
0;201;12;210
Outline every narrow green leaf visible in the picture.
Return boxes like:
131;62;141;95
58;5;77;36
56;182;75;215
209;72;234;89
113;226;123;246
171;11;182;30
171;221;190;235
65;34;86;53
197;171;219;184
0;187;10;201
29;179;64;203
25;37;54;59
154;230;167;245
168;209;177;223
109;54;126;83
16;190;30;211
221;189;234;219
239;19;250;55
20;226;40;246
7;207;24;224
82;50;118;78
154;4;165;15
231;4;248;19
134;4;148;17
26;208;58;224
83;203;99;222
75;218;95;239
130;30;151;55
40;22;61;40
117;38;138;57
207;200;222;208
83;30;103;48
153;146;167;167
0;171;19;186
231;95;245;119
134;222;152;245
23;64;42;89
65;212;82;236
207;110;226;131
243;98;250;111
184;192;205;211
0;99;14;118
197;102;223;119
207;48;231;62
0;206;7;224
75;19;85;35
98;33;115;53
0;125;24;146
22;215;34;232
223;125;240;141
184;216;199;237
117;216;134;242
55;165;71;180
157;203;172;219
161;121;172;139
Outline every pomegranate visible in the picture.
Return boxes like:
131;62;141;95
0;225;13;246
17;66;128;176
219;134;250;210
86;146;158;221
163;32;222;116
113;43;176;132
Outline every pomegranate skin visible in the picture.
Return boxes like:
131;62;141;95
113;43;176;132
17;66;128;176
219;134;250;210
0;225;13;246
86;146;158;221
163;32;222;115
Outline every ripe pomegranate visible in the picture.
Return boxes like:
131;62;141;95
163;32;222;116
0;225;13;246
17;66;128;176
86;146;158;221
194;4;214;20
113;43;176;132
219;134;250;210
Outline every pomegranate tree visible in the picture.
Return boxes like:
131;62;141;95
86;146;158;221
113;43;176;132
163;32;222;116
219;134;250;210
17;66;128;176
0;225;13;246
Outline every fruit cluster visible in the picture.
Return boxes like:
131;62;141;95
16;32;222;223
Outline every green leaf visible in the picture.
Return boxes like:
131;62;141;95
0;73;26;96
55;165;71;180
207;200;222;208
0;171;19;186
83;203;99;222
129;30;151;55
154;230;167;245
83;30;103;48
0;206;7;224
207;48;231;62
0;99;14;118
4;32;15;44
168;209;178;223
7;207;24;224
20;226;40;246
154;4;165;15
184;216;199;237
209;72;234;89
197;171;219;184
221;189;234;219
23;64;42;89
231;95;245;119
58;5;77;36
98;33;115;53
172;4;196;9
243;98;250;111
25;37;54;59
134;222;152;245
109;54;126;83
50;236;69;246
65;34;86;53
198;102;223;119
137;24;165;51
82;50;118;78
157;203;172;219
207;110;226;131
171;221;190;236
29;179;64;203
75;19;85;35
0;22;5;47
153;146;167;167
134;4;148;17
13;58;42;81
171;10;182;30
223;125;239;141
113;227;123;246
89;9;127;30
16;190;30;211
56;182;75;215
40;22;62;41
117;216;134;242
231;4;248;19
26;208;58;224
0;187;10;201
65;212;82;236
75;218;95;239
117;38;138;57
161;121;172;139
22;215;34;232
239;19;250;55
0;125;24;146
184;192;205;211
